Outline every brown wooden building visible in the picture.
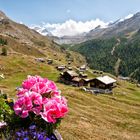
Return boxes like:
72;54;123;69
79;73;88;78
89;76;116;90
60;71;90;87
47;59;53;64
60;70;78;83
56;65;66;71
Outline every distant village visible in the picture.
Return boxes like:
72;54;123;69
58;65;117;94
28;57;118;94
1;55;139;95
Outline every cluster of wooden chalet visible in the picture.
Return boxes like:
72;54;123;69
59;70;89;87
59;70;117;93
35;58;53;64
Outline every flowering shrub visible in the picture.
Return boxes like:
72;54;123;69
0;76;68;140
14;75;68;123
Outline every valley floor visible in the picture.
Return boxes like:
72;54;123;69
0;55;140;140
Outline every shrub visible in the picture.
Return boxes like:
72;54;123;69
1;47;7;56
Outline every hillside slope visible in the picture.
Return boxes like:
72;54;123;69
0;54;140;140
0;11;86;66
0;10;61;58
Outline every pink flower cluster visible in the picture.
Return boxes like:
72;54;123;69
14;75;68;123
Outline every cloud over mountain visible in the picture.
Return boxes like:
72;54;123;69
31;14;135;37
31;19;109;37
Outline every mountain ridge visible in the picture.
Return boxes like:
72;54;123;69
0;11;86;66
31;12;140;44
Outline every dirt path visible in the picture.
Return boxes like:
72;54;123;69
114;58;121;76
111;38;120;55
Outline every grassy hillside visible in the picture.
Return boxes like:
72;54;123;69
70;31;140;82
0;54;140;140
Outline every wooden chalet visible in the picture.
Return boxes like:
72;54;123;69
61;70;78;81
93;70;103;75
79;73;88;78
60;70;79;86
72;77;83;87
60;70;91;87
56;65;66;71
89;75;116;90
68;61;71;65
79;65;87;72
47;59;53;64
35;58;45;63
67;66;72;70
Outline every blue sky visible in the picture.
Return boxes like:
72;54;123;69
0;0;140;25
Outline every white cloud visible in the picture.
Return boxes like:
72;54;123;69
31;14;134;37
31;19;109;37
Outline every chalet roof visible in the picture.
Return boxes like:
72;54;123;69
72;77;81;82
57;66;65;69
80;73;88;77
80;65;87;69
35;58;45;62
96;76;116;85
47;59;53;61
60;72;63;76
67;66;72;70
82;78;90;82
66;70;78;77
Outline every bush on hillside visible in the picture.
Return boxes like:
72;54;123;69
1;47;7;56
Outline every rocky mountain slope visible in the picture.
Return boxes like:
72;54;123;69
0;11;86;65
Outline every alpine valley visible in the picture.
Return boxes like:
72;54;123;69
0;11;140;140
33;12;140;83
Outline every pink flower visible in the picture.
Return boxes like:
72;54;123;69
47;80;58;91
22;75;49;90
13;75;68;122
30;92;43;115
13;94;33;118
17;88;28;97
51;90;60;97
31;82;49;94
40;97;68;123
30;80;59;96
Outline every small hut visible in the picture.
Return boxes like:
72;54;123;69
56;65;66;71
72;77;82;87
35;58;45;63
72;77;90;87
67;66;72;70
89;75;117;90
79;73;88;78
82;78;91;86
79;65;87;72
62;71;78;80
60;70;78;84
47;59;53;64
